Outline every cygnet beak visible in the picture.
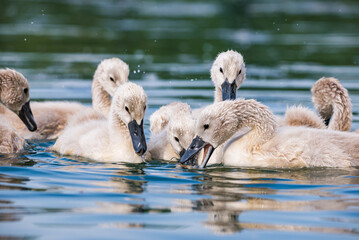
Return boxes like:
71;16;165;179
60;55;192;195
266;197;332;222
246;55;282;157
18;101;37;131
180;136;214;168
221;79;237;101
179;148;186;158
128;120;147;155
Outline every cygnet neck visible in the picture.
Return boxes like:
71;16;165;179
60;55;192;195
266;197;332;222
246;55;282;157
92;72;112;117
214;87;223;103
312;78;352;131
226;99;278;149
108;111;128;136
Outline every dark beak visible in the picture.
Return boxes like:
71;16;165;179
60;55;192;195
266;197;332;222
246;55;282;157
179;148;186;158
180;136;214;168
324;118;330;126
128;120;147;155
18;101;37;131
221;79;237;101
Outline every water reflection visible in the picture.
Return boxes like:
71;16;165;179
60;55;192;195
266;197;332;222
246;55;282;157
1;0;359;238
175;168;359;235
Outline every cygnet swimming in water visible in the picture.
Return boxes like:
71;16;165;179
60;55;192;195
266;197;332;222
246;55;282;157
147;102;225;166
147;103;195;161
1;57;129;140
51;82;147;163
0;68;37;153
148;50;246;158
181;99;359;168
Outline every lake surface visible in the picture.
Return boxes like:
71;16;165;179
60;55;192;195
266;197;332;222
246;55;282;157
1;0;359;239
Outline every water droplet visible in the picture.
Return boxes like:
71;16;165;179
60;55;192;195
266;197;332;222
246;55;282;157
137;70;140;73
133;70;136;74
138;65;140;68
154;40;157;43
277;28;280;31
31;21;34;24
24;38;27;41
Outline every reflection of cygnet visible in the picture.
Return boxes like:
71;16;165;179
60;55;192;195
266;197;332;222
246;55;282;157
203;212;242;235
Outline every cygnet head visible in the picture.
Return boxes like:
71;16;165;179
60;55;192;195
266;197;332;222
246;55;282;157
167;113;196;158
95;58;130;96
111;82;147;155
180;101;242;168
211;50;246;101
0;68;37;131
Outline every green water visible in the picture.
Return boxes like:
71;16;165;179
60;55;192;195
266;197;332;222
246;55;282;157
0;0;359;239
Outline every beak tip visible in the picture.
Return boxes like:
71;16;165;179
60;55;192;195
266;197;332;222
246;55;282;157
29;125;37;132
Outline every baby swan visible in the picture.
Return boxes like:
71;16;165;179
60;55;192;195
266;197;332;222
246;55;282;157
147;103;195;160
1;57;129;140
92;57;130;117
181;99;359;168
147;102;224;165
52;82;147;163
211;50;246;102
0;68;37;153
148;50;246;159
284;77;351;131
149;102;189;135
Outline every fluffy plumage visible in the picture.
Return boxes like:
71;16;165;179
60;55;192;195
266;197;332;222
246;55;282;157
51;82;147;163
92;57;129;117
193;99;359;168
1;57;129;140
312;77;352;131
0;69;30;153
147;103;195;161
210;50;246;103
285;77;352;131
148;50;247;160
284;105;326;129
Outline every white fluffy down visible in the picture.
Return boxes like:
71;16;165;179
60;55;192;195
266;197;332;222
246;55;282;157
195;99;359;168
52;82;147;163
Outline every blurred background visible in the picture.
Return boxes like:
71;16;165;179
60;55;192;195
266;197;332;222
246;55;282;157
1;0;359;130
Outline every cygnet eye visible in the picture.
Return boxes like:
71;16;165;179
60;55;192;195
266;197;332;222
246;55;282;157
220;67;223;74
24;88;28;94
144;105;147;111
125;106;130;113
204;124;209;130
238;69;242;76
174;137;179;142
110;77;114;82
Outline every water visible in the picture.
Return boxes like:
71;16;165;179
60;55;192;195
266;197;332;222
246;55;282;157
1;0;359;239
